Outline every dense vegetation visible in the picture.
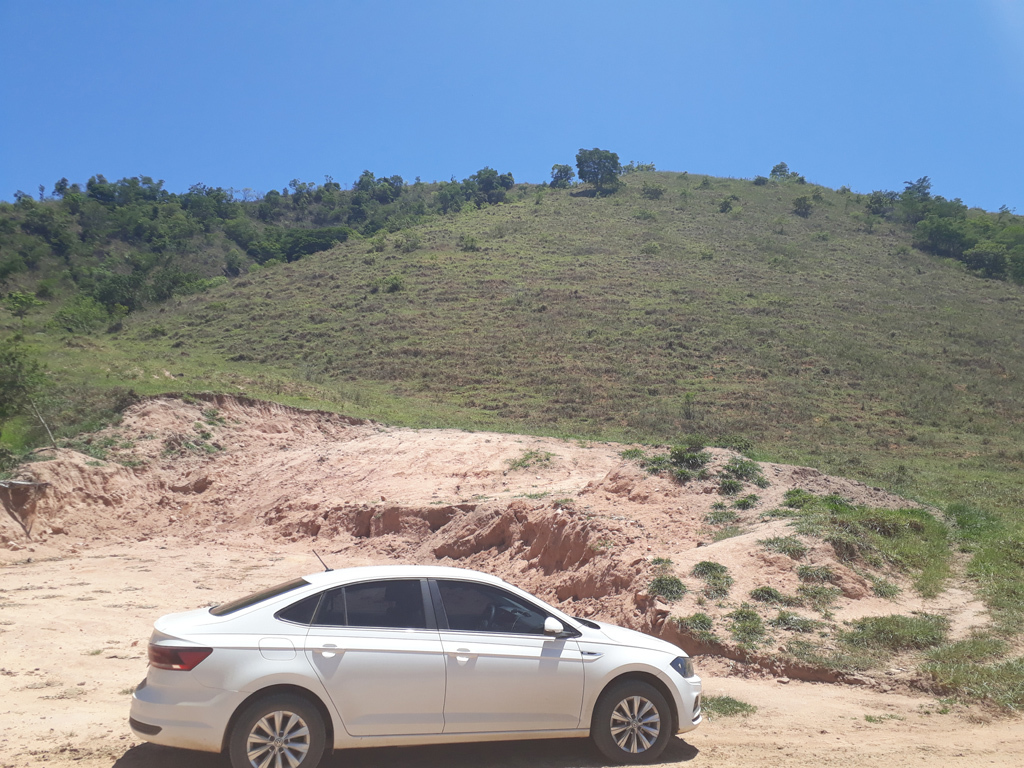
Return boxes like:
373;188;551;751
2;156;1023;707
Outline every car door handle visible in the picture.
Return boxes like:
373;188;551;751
315;644;339;658
451;648;476;663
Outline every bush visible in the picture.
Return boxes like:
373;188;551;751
676;612;713;632
51;295;109;333
692;561;733;599
797;565;835;583
770;610;820;633
718;478;743;495
705;507;739;525
752;176;769;186
750;586;799;606
722;457;765;482
701;695;757;719
649;575;687;601
669;447;711;468
793;196;813;217
733;494;759;510
760;535;807;560
841;613;950;651
870;576;901;598
727;605;766;647
797;584;841;613
784;488;816;509
641;183;666;200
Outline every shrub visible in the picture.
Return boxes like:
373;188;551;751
870;576;901;598
649;575;687;601
619;447;645;460
783;488;816;509
718;478;743;495
753;176;769;186
722;457;765;482
793;196;813;217
456;233;479;252
676;612;713;633
634;208;656;221
727;605;766;647
713;526;745;542
797;584;842;613
641;183;666;200
717;434;754;453
797;565;835;583
669;447;711;468
749;586;799;606
770;610;821;633
52;295;109;334
640;241;661;255
760;536;808;560
705;507;739;525
692;561;733;599
733;494;759;510
840;613;950;651
701;695;757;719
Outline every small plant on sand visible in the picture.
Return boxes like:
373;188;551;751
759;535;808;560
784;488;817;509
727;605;767;648
797;565;835;583
507;449;555;471
649;575;687;602
769;610;821;633
701;695;757;719
750;586;801;606
733;494;759;510
692;560;733;599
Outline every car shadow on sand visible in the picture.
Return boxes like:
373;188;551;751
112;737;699;767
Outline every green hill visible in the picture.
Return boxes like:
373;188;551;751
4;165;1024;705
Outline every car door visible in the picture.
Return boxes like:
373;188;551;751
303;578;446;736
433;579;585;734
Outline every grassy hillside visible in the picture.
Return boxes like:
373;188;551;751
4;171;1024;701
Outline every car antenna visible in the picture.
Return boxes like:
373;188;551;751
312;550;333;572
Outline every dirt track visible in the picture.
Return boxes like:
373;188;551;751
1;396;1020;766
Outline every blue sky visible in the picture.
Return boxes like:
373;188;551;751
2;1;1022;211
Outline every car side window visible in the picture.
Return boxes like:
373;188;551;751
436;580;548;635
312;579;427;630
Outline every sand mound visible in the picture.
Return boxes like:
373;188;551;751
3;395;987;676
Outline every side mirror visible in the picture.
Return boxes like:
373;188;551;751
544;617;565;636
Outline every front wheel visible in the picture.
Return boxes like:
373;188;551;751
228;693;326;768
591;680;672;764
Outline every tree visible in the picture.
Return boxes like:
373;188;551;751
770;162;791;179
792;196;813;217
576;148;622;194
550;164;575;188
3;291;43;325
0;340;45;442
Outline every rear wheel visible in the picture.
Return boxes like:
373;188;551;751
228;693;326;768
591;680;672;764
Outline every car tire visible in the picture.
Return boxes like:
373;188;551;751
591;680;672;764
228;693;326;768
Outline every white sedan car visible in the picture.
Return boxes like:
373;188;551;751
130;565;701;767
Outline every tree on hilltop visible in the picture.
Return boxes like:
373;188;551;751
576;148;622;195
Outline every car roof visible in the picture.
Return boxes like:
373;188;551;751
302;564;510;588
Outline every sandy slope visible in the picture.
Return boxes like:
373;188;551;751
0;395;1018;767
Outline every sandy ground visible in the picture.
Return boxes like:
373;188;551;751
2;540;1021;768
1;395;1019;766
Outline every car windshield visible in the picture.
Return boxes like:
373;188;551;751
210;577;311;616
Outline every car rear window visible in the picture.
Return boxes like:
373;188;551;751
210;577;311;616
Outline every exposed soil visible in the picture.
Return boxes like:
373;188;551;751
1;395;1018;767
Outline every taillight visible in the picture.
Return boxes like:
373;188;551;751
148;644;213;671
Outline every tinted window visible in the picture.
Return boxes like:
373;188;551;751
276;593;322;625
210;577;310;616
312;579;427;630
437;581;548;635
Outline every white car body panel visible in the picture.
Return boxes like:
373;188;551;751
129;565;702;758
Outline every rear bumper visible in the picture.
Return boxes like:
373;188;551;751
129;677;242;753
